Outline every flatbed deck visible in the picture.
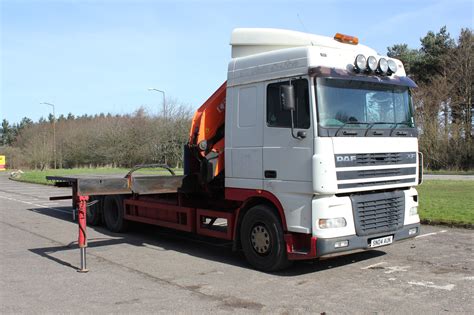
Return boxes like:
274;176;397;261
46;174;184;196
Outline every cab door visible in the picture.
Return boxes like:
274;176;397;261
262;78;314;233
263;78;313;181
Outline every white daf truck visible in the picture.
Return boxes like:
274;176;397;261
50;28;422;272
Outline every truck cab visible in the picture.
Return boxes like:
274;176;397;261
224;28;421;263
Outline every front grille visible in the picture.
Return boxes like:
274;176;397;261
335;152;417;167
336;167;417;180
356;153;402;165
351;191;405;236
338;178;415;189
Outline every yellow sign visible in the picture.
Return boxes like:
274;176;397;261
0;155;5;171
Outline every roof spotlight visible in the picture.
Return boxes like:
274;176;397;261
378;58;388;74
367;56;377;72
387;59;398;74
354;54;366;72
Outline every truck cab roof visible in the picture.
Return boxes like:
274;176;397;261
228;28;407;87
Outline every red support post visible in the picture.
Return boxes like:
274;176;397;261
77;195;89;273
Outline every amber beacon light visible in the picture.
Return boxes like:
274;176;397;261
334;33;359;45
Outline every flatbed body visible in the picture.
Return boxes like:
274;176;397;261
47;174;184;196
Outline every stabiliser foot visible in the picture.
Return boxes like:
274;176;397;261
77;247;88;273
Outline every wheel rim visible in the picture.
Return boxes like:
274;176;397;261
250;224;271;255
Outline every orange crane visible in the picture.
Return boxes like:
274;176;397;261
187;82;226;184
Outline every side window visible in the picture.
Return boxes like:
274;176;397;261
266;79;310;129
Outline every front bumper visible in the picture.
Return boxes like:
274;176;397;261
286;223;420;260
316;223;420;257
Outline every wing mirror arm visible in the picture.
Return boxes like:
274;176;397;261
281;84;306;140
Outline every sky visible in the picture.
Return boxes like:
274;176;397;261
1;0;473;124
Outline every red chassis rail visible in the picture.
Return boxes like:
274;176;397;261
72;188;317;271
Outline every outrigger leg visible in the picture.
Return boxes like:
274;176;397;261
77;195;89;273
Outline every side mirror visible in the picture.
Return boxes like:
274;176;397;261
280;85;295;111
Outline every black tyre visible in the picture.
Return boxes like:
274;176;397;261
87;196;103;226
103;195;129;233
240;205;291;272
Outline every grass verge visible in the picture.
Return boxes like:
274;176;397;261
417;180;474;228
10;167;183;185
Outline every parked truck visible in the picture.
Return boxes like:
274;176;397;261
48;28;422;272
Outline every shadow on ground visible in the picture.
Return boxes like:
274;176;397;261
27;206;386;275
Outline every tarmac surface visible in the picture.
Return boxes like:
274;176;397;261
424;174;474;181
0;173;473;313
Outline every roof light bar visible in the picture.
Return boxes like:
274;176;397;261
353;55;399;76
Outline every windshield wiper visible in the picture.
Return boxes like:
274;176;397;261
335;121;370;136
364;122;412;136
389;122;412;136
364;122;393;136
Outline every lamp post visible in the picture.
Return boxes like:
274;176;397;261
41;102;56;169
148;88;166;119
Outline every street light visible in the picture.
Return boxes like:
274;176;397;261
148;88;166;119
41;102;56;169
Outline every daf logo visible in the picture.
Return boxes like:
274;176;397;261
337;155;357;162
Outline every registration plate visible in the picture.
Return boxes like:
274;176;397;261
370;235;393;248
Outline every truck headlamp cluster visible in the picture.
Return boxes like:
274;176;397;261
319;217;347;229
353;55;398;76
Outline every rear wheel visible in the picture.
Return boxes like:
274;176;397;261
103;195;129;233
240;205;291;272
86;196;103;226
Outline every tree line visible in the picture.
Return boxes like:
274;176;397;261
387;26;473;170
1;26;472;171
1;102;192;170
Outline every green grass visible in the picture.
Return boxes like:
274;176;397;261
11;167;183;185
417;180;474;227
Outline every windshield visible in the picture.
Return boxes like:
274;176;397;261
316;78;415;131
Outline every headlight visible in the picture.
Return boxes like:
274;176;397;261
378;58;388;74
388;59;398;74
319;217;347;229
354;54;366;72
367;56;378;72
409;206;418;216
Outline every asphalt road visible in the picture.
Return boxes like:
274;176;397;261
0;173;473;313
424;174;474;181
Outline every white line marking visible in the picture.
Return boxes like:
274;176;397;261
462;276;474;281
384;266;410;274
415;230;447;239
0;195;72;215
361;262;387;269
408;281;455;291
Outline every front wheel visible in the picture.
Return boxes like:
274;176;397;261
240;205;291;272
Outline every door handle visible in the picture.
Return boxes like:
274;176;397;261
264;170;277;179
